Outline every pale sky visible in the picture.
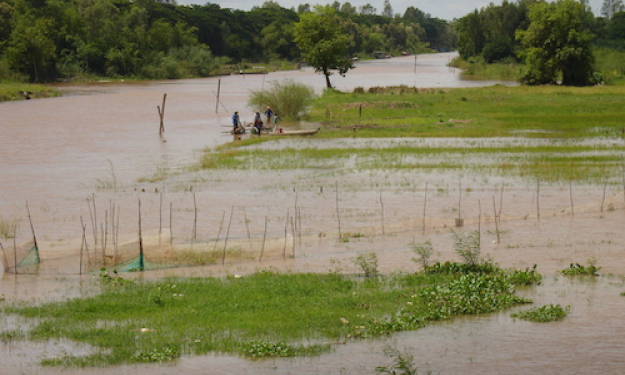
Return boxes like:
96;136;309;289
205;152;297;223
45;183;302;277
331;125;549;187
174;0;606;21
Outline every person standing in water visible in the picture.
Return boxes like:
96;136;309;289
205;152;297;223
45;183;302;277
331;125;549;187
232;111;241;133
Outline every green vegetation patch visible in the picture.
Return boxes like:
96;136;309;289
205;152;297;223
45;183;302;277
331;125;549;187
307;85;625;138
3;267;538;367
0;84;60;102
511;304;570;322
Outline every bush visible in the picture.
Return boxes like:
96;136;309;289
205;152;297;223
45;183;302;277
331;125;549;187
248;79;316;120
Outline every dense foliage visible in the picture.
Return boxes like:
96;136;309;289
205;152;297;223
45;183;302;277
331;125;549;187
0;0;453;82
454;0;625;85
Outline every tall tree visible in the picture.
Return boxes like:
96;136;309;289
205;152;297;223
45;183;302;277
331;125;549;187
293;5;354;88
382;0;393;18
517;0;595;86
602;0;624;19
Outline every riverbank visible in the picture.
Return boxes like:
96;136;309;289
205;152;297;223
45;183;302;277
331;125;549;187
0;83;60;102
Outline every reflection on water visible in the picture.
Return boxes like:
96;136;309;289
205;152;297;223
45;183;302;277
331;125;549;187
1;52;624;374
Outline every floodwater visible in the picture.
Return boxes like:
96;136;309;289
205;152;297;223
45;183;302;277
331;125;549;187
2;52;625;374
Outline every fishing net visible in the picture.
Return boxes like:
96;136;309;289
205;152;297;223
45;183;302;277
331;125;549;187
1;240;40;273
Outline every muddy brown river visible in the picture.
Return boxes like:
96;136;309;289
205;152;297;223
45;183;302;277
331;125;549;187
2;53;625;374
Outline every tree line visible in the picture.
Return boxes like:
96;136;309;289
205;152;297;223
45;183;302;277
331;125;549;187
0;0;453;82
454;0;625;85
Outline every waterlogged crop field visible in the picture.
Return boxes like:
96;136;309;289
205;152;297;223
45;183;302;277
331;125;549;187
2;83;625;375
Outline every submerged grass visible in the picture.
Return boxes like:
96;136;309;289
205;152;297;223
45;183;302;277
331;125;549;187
3;267;538;366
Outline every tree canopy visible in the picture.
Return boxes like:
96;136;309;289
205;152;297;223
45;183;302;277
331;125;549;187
517;0;595;85
293;5;354;88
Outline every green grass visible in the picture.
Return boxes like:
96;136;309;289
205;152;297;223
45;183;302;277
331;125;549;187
3;267;538;366
197;85;625;184
306;85;625;138
0;83;60;102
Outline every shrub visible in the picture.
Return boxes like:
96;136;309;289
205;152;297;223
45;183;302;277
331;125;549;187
248;79;316;120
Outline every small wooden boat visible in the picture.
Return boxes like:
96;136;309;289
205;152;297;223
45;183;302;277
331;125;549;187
264;127;321;136
230;127;246;134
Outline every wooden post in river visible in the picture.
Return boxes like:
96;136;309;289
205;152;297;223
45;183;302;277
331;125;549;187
157;93;167;138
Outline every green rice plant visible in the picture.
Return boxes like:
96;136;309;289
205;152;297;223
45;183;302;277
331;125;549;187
511;304;570;322
559;259;601;276
353;252;379;278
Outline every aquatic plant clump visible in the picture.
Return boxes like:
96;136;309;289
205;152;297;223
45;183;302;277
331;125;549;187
3;267;540;366
511;304;570;322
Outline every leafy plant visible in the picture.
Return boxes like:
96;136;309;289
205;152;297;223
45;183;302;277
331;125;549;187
559;259;601;276
411;240;435;269
247;79;316;120
241;341;295;358
354;252;379;278
506;265;543;285
376;345;429;375
450;230;481;265
511;304;570;322
132;344;180;363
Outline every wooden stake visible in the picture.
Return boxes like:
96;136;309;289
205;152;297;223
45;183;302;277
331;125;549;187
335;181;342;239
569;181;574;216
379;191;385;235
222;206;234;265
138;198;144;271
536;179;541;221
422;182;428;233
215;79;221;113
260;216;268;261
213;211;225;252
601;182;607;212
498;184;504;220
25;201;39;252
283;209;290;256
492;196;500;244
157;93;167;136
193;192;198;241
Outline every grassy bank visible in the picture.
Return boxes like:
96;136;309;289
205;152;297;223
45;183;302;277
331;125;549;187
1;265;539;366
0;83;60;102
200;85;625;184
306;85;625;138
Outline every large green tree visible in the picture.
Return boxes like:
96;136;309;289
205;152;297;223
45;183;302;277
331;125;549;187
294;5;354;88
517;0;595;86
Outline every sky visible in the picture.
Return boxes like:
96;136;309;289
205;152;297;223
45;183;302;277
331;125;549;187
173;0;606;21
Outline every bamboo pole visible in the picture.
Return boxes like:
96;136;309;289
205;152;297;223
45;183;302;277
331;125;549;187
335;181;342;239
601;182;607;212
215;79;221;113
536;179;541;221
290;216;296;258
492;196;500;244
498;185;504;220
243;207;251;246
569;181;574;216
222;206;234;265
260;216;268;261
422;182;428;233
193;192;197;241
213;211;226;252
25;201;39;252
379;191;385;235
283;209;290;256
138;198;144;271
157;93;167;136
169;201;173;244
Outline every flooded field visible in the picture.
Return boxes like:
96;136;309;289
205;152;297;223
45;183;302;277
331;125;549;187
2;53;625;374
